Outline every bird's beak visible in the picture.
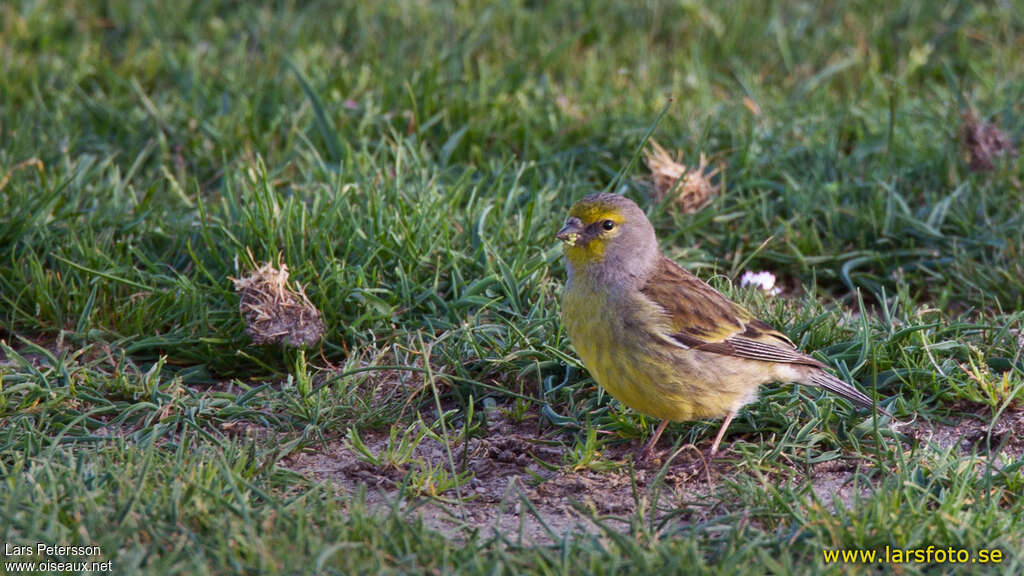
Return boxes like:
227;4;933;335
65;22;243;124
556;218;585;246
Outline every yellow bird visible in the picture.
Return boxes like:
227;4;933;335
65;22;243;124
557;193;889;460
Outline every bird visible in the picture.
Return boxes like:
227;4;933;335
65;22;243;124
557;193;889;461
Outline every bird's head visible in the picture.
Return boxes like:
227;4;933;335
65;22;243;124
557;193;658;284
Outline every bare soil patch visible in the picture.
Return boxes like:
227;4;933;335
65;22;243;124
284;409;721;543
282;406;1024;543
911;407;1024;461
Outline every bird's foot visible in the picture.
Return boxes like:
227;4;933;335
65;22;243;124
635;447;667;469
708;442;724;458
636;443;720;471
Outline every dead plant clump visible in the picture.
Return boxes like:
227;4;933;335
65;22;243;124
960;111;1016;172
644;140;722;213
232;254;324;348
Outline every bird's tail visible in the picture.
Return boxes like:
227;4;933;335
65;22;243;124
806;370;891;417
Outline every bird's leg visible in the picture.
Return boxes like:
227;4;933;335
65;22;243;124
709;408;738;456
638;419;669;462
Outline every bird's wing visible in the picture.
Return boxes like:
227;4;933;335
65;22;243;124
640;257;825;368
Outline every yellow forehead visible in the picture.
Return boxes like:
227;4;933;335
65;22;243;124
567;203;625;225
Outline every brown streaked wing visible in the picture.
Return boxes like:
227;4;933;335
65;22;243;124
641;257;824;368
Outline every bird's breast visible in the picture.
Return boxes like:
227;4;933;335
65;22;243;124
563;286;716;421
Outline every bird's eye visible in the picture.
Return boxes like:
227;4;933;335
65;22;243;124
601;219;616;231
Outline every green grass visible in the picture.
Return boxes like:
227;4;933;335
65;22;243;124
2;0;1023;574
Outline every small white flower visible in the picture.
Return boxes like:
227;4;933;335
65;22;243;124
740;270;781;296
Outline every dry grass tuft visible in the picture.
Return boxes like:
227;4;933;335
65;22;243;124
644;140;722;213
232;252;324;348
960;111;1016;172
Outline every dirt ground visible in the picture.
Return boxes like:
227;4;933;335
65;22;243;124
283;407;1024;544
